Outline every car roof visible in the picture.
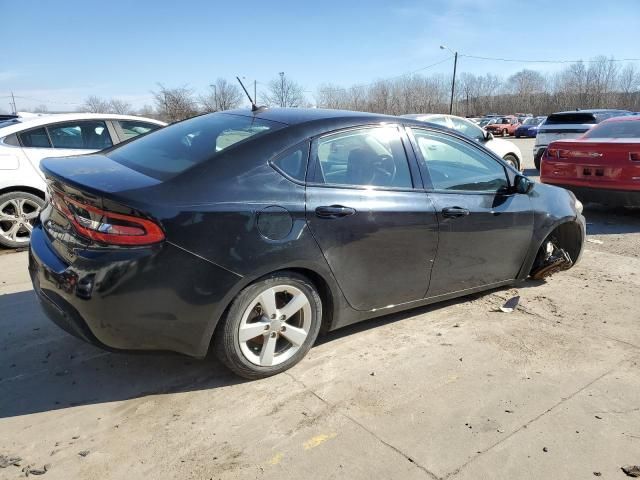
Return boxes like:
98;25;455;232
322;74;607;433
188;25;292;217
0;113;166;136
552;109;631;115
600;114;640;124
223;107;399;126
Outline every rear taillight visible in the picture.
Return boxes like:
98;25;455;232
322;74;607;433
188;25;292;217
51;191;164;246
630;152;640;162
546;148;602;159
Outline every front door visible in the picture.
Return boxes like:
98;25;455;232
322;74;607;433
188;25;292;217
305;126;439;311
408;128;534;297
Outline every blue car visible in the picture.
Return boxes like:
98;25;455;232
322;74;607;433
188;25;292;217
515;116;546;138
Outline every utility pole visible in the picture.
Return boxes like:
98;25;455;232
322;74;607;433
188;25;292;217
449;51;458;115
440;45;458;115
279;72;285;107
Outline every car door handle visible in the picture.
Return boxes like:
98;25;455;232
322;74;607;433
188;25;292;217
442;207;470;218
315;205;356;218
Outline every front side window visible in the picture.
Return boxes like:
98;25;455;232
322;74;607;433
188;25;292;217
108;113;283;180
47;121;112;150
116;120;161;140
411;129;508;192
18;127;51;148
450;117;485;142
313;126;413;189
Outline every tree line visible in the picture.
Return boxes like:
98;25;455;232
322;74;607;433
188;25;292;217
77;57;639;122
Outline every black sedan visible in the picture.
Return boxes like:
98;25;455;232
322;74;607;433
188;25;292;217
29;108;585;379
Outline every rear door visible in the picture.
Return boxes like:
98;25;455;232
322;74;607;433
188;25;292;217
19;120;114;177
305;125;439;311
408;128;534;297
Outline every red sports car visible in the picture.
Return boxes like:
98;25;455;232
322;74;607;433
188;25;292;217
540;115;640;206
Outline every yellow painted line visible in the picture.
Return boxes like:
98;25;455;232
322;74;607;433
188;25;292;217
269;452;284;465
303;433;337;450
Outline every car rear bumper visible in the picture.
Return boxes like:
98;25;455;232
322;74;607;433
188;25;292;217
541;182;640;206
28;224;242;358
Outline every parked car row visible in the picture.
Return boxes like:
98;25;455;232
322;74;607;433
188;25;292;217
0;113;165;247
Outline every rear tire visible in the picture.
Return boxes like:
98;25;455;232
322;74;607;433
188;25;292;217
503;154;520;171
0;191;44;249
214;272;322;379
502;129;508;137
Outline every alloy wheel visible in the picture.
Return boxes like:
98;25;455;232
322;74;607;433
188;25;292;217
238;285;312;367
0;197;41;245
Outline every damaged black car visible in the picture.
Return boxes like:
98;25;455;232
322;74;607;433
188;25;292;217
29;108;585;379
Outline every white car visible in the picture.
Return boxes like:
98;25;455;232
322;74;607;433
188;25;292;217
533;109;631;169
401;114;523;170
0;113;166;248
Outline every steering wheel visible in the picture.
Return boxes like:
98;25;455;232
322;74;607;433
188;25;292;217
373;154;396;184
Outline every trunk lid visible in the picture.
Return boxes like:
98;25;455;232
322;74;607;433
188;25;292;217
39;154;165;262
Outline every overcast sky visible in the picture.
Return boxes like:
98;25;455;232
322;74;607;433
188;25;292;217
1;0;639;112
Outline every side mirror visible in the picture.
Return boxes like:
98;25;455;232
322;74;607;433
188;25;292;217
484;131;494;141
514;174;534;194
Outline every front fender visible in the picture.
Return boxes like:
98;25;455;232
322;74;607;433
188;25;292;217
516;183;586;279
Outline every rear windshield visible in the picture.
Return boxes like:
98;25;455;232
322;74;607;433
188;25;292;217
107;113;283;180
545;113;597;125
583;120;640;139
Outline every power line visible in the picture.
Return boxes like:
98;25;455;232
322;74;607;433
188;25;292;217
320;56;454;93
459;54;640;64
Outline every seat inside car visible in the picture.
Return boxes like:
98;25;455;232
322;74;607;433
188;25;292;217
346;148;377;185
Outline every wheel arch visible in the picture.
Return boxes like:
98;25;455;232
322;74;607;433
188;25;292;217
0;185;46;200
517;218;584;279
206;265;339;356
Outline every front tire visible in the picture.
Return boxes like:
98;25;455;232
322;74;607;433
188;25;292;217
502;129;508;137
214;272;322;379
0;191;44;249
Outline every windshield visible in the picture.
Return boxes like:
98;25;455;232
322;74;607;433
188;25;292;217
522;118;539;126
107;113;283;180
583;120;640;139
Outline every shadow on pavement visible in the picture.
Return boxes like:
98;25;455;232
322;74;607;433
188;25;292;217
0;282;518;420
584;204;640;235
0;290;245;419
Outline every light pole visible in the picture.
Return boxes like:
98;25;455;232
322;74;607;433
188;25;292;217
209;84;218;111
279;72;285;107
440;45;458;115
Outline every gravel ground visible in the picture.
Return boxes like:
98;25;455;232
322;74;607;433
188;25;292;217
0;137;639;479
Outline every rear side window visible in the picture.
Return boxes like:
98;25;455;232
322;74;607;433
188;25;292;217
19;128;51;148
583;120;640;139
116;120;161;140
47;121;112;150
3;133;19;146
271;143;309;182
312;126;413;189
108;113;283;180
545;113;597;125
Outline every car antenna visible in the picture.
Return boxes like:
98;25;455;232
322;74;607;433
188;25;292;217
236;76;263;112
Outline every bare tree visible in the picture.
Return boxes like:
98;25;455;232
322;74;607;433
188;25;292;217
152;84;198;122
200;78;243;112
32;104;49;113
109;98;132;115
81;95;110;113
264;74;305;108
137;104;157;118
